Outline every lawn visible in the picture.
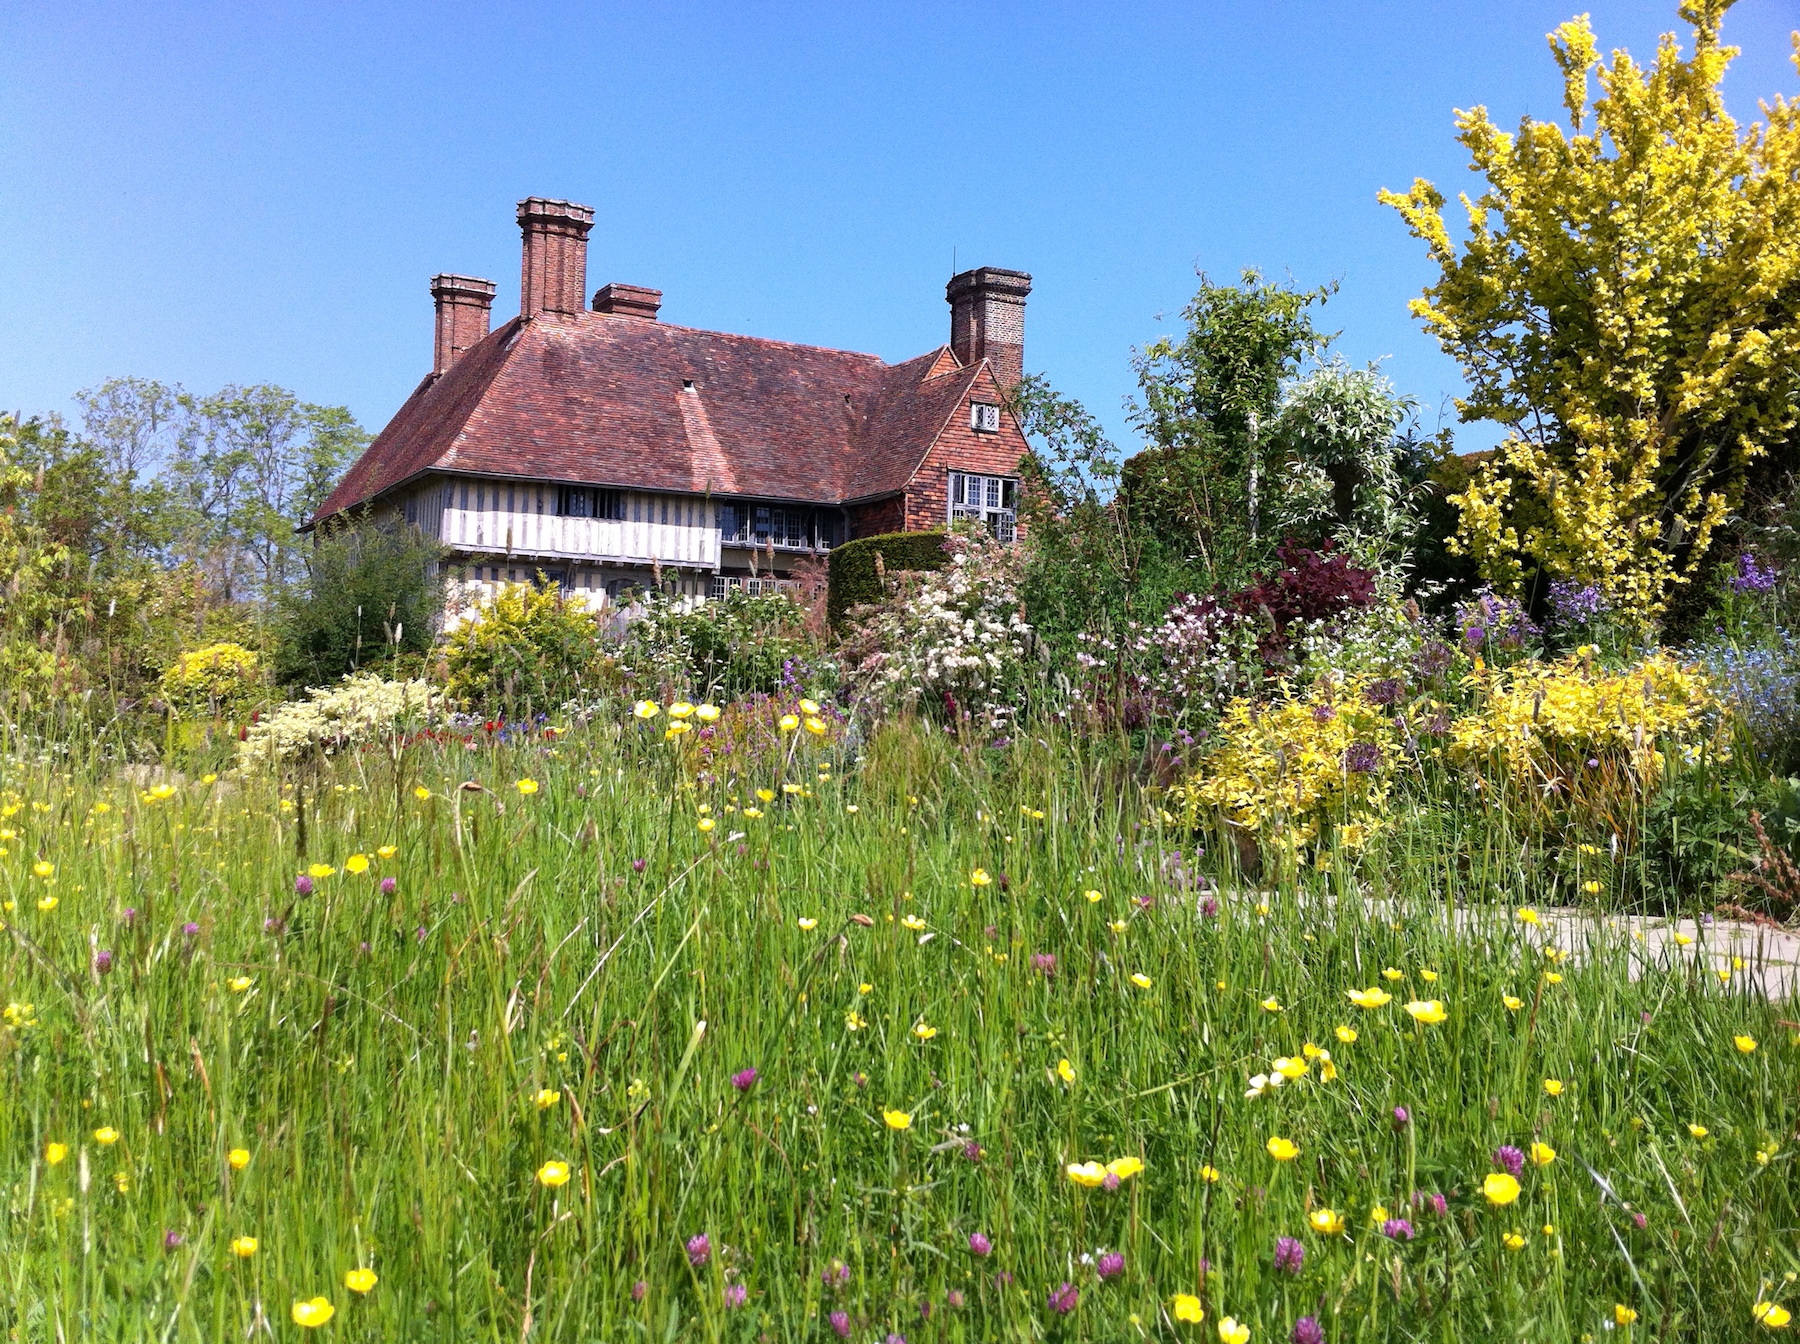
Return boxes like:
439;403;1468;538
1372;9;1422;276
1;710;1794;1342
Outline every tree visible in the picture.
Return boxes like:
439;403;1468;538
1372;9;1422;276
1121;269;1334;589
1382;0;1800;625
272;514;444;688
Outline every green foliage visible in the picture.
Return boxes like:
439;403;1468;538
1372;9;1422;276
613;592;816;699
271;515;444;689
157;643;265;718
826;529;949;626
442;581;604;712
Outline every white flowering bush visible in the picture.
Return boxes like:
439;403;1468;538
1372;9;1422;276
238;673;440;765
841;529;1034;727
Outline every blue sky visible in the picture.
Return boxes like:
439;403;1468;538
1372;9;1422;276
3;1;1796;457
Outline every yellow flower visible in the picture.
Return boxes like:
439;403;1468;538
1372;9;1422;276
201;773;217;785
697;817;716;833
1309;1208;1345;1234
912;1022;937;1041
1272;1056;1307;1081
307;863;335;880
93;1126;119;1145
1335;1025;1357;1044
756;788;775;803
514;778;539;796
291;1298;336;1327
1218;1316;1250;1344
1542;1223;1555;1236
1615;1305;1638;1326
883;1109;912;1131
805;717;828;736
1200;1164;1221;1183
1518;907;1540;926
1130;972;1152;990
378;844;398;859
1543;1078;1563;1096
1347;988;1392;1009
1084;889;1103;903
1370;1205;1389;1224
1672;930;1694;946
844;1011;865;1031
1736;1035;1758;1054
36;896;57;912
800;698;821;715
1482;1172;1521;1205
1420;968;1440;983
534;1089;560;1110
44;1142;67;1165
537;1160;571;1187
778;714;800;732
1503;993;1525;1011
344;853;369;874
1382;967;1403;982
901;914;926;931
1066;1161;1107;1187
859;982;872;995
1404;1000;1447;1025
31;861;53;879
414;786;432;800
227;976;253;994
1582;880;1601;895
1754;1301;1792;1327
113;1171;129;1193
1545;972;1564;985
1173;1293;1205;1324
228;1148;251;1170
345;1267;378;1294
1107;1155;1145;1181
665;722;692;740
970;868;993;887
781;782;802;794
633;700;661;720
1057;1058;1076;1083
1261;996;1282;1013
797;917;818;931
742;807;764;819
1110;919;1129;934
1265;1136;1298;1162
1688;1123;1708;1139
1501;1232;1526;1251
1319;1057;1337;1082
696;703;721;722
230;1235;257;1258
668;702;695;720
1530;1142;1556;1167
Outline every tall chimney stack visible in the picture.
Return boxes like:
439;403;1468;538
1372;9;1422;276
430;274;497;375
517;197;596;320
947;266;1032;389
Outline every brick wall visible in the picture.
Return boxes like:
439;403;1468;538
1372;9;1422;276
849;495;905;538
902;366;1031;532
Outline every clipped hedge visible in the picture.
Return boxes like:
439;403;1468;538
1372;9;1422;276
827;529;950;626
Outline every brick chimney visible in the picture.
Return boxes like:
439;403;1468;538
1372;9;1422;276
593;283;662;320
947;266;1032;389
429;274;497;375
517;197;595;319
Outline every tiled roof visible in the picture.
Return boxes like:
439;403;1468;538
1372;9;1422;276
316;311;989;521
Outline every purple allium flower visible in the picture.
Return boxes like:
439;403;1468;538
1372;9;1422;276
162;1229;184;1250
93;949;114;975
631;1280;646;1302
828;1311;851;1339
1293;1316;1325;1344
631;858;647;873
1312;703;1337;723
968;1232;992;1257
962;1140;983;1163
723;1283;747;1308
686;1233;710;1267
1495;1145;1525;1179
947;1289;965;1309
1096;1251;1125;1281
1381;1218;1415;1241
295;874;313;896
1273;1235;1304;1275
1047;1281;1079;1315
731;1067;758;1093
1366;677;1405;708
1392;1106;1410;1130
380;876;397;895
1032;953;1056;976
1464;625;1486;649
1343;741;1384;774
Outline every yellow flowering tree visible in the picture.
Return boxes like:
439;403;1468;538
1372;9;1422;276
1381;2;1800;624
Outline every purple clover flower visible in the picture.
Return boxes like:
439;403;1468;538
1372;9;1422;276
1381;1218;1415;1241
1293;1317;1325;1344
1392;1105;1411;1130
93;949;114;975
968;1232;992;1257
1273;1235;1304;1275
962;1140;983;1163
947;1289;965;1309
1495;1145;1525;1179
182;921;200;939
162;1229;184;1250
723;1283;747;1308
1047;1281;1079;1315
1032;953;1056;976
295;874;313;896
731;1067;758;1093
686;1233;710;1267
380;876;397;895
1096;1251;1124;1281
631;1280;646;1302
829;1311;851;1338
121;906;137;926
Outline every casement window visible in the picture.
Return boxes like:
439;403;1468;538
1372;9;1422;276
970;401;1001;433
948;472;1018;542
556;485;626;520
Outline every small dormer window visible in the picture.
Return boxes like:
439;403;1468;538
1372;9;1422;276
970;401;1001;433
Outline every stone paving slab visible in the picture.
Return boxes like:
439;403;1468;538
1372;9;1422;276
1518;908;1800;1002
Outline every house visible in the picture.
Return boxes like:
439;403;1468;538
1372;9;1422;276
313;197;1034;613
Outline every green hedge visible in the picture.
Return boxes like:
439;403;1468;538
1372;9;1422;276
827;529;950;626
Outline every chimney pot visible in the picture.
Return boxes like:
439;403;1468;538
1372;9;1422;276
593;283;662;320
517;197;596;319
430;274;497;375
946;266;1031;389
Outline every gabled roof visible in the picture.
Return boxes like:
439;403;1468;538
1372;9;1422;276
316;311;995;521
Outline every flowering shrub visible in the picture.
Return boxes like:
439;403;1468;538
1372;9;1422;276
1230;541;1377;668
611;591;818;700
1172;676;1406;859
1684;636;1800;772
158;643;264;715
238;673;441;764
840;529;1034;728
443;583;606;711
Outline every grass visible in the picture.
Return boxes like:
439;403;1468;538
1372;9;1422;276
0;710;1795;1341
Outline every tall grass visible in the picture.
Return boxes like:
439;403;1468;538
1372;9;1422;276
0;712;1793;1340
